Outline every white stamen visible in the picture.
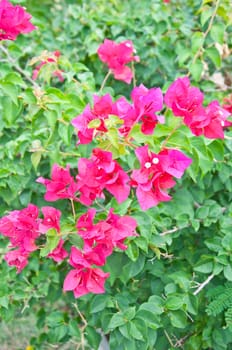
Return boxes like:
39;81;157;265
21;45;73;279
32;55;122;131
221;120;225;126
145;162;152;169
218;110;224;116
152;157;159;164
125;42;132;47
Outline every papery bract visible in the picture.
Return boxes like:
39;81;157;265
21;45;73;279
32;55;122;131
37;164;79;202
0;0;36;41
39;206;61;233
97;39;139;84
48;239;68;263
131;84;163;134
164;76;204;121
4;249;29;273
63;267;110;298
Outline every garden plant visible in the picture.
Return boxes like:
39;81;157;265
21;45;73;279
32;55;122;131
0;0;232;349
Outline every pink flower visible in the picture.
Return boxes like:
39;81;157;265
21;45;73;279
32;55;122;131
4;249;29;273
37;164;79;202
72;94;114;144
105;209;137;250
131;84;163;134
131;145;192;210
97;39;139;84
164;77;204;123
63;267;110;298
76;149;130;205
0;204;40;252
39;206;61;233
47;239;68;263
0;0;36;41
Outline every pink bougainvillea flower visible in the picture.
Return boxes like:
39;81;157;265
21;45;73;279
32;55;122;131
72;94;114;144
164;76;204;123
105;209;137;250
0;204;40;252
131;84;163;134
97;39;139;84
39;206;61;233
37;164;79;202
47;239;68;263
0;0;36;41
158;148;192;178
63;267;110;298
131;145;192;210
186;101;231;139
4;249;29;273
76;149;130;205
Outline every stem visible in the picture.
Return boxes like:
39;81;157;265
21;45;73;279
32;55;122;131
164;329;174;347
70;199;76;221
161;121;182;150
131;61;136;88
189;0;220;70
0;44;39;88
99;70;111;93
193;273;214;295
160;224;190;236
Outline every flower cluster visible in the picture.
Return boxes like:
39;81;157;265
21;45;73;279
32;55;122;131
72;84;163;144
0;204;67;272
97;39;139;83
0;32;231;302
63;209;137;298
31;50;64;82
131;146;192;210
165;77;231;139
0;0;35;41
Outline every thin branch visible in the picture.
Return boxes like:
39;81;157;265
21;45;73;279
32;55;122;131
99;70;111;93
193;273;214;295
70;199;76;221
189;0;221;68
0;44;39;87
161;121;182;150
164;329;174;347
160;224;190;236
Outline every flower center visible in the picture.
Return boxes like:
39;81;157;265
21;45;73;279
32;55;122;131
152;157;159;164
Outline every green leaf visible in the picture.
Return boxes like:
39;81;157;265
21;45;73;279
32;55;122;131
191;32;204;54
68;233;83;249
201;7;213;26
205;47;221;67
169;310;187;328
68;319;81;339
90;294;108;313
88;118;101;128
165;295;184;311
31;151;42;170
40;228;60;257
189;59;203;82
194;256;213;273
136;309;160;329
129;322;145;341
210;22;225;44
0;82;18;104
224;265;232;281
108;312;125;330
